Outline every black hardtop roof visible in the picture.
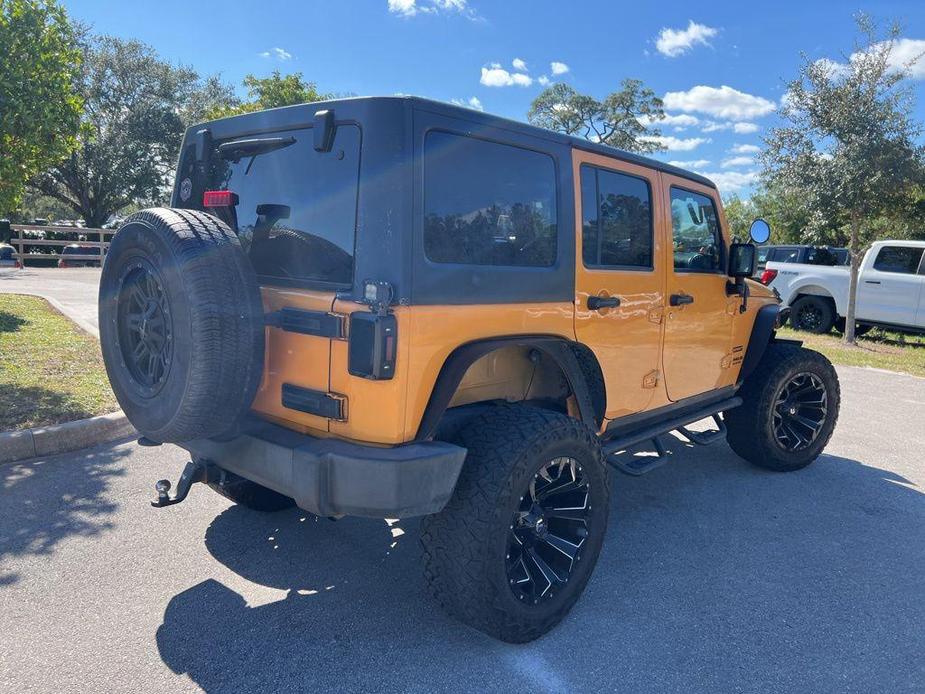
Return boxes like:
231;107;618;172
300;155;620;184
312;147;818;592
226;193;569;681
193;95;716;190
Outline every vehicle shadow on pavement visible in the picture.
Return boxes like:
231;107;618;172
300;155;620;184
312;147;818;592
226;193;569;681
0;444;129;586
155;443;924;693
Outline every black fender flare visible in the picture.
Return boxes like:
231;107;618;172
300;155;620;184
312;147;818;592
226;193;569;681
414;335;600;441
738;303;783;383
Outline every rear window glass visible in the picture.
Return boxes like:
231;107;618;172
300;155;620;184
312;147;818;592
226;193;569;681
423;131;557;267
873;246;923;275
0;246;12;260
207;125;361;286
580;165;653;269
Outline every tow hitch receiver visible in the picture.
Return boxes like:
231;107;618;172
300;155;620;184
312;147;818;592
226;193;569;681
151;459;218;508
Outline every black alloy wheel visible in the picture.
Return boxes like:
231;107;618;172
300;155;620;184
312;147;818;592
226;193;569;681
507;456;591;604
772;372;828;451
795;303;824;332
116;260;173;394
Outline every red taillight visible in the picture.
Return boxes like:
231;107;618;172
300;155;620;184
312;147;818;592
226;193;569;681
59;260;68;268
203;190;238;208
760;269;778;285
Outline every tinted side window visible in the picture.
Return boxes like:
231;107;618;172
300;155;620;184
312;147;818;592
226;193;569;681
873;246;924;274
580;165;652;269
208;125;361;286
670;188;723;272
424;131;557;267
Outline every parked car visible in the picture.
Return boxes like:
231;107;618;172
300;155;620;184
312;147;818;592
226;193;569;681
0;243;20;269
58;244;102;268
767;240;925;334
756;244;850;277
99;96;840;643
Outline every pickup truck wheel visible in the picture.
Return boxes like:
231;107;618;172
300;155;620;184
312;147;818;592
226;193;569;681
789;296;835;333
420;406;609;643
726;344;840;471
99;208;265;443
206;468;295;512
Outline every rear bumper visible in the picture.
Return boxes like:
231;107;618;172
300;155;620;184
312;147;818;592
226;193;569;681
180;422;466;518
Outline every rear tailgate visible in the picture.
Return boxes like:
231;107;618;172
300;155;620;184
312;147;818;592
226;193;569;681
176;121;362;434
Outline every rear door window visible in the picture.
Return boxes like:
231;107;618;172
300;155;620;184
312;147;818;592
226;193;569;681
207;125;361;286
580;165;653;269
423;131;557;267
873;246;924;275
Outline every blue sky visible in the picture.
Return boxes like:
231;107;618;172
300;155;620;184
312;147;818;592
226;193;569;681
66;0;925;197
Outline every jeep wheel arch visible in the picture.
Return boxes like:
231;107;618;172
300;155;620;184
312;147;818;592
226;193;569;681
415;336;604;441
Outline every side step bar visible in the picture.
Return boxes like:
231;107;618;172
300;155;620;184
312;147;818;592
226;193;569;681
602;397;742;476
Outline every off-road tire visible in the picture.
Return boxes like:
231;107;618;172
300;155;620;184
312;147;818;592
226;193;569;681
790;295;835;334
726;344;840;471
99;208;265;443
420;406;609;643
207;469;295;512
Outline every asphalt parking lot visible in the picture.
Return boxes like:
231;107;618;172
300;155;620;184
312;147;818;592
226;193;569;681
1;365;923;693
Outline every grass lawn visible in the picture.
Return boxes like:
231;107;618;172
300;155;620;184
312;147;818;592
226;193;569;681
778;326;925;379
0;294;119;430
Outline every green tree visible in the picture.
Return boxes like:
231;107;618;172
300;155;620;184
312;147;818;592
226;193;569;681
527;80;665;153
721;194;758;240
207;70;324;119
761;15;925;343
30;35;234;227
0;0;82;215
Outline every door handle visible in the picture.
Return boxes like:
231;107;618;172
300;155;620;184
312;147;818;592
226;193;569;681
588;295;621;310
864;280;881;285
670;293;694;306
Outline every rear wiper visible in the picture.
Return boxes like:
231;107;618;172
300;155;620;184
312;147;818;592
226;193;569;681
217;136;296;165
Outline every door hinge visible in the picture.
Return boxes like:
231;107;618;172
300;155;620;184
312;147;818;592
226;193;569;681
643;370;659;389
647;308;664;325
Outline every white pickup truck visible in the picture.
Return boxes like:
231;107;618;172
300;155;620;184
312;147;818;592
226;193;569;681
765;240;925;334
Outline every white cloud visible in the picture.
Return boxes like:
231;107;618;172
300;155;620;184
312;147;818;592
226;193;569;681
731;144;761;154
538;75;551;86
550;61;570;75
655;20;719;58
512;58;527;71
259;47;292;60
643;113;700;131
696;170;759;193
733;122;759;134
641;135;710;151
388;0;476;18
663;85;776;120
701;120;730;133
722;156;754;168
668;159;711;168
881;38;925;79
450;96;484;111
816;38;925;82
480;65;532;87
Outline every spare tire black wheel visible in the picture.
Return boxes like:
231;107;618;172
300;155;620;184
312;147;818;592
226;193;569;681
99;208;265;444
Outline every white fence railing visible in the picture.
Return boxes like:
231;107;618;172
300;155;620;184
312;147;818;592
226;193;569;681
9;225;115;266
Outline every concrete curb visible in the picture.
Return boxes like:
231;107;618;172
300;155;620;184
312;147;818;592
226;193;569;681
0;411;136;465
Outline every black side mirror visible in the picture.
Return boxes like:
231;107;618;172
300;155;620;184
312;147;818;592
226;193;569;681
729;242;756;278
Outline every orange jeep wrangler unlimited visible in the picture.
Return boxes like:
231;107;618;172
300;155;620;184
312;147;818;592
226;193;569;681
99;97;840;642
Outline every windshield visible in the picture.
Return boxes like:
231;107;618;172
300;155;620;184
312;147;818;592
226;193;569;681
202;124;361;286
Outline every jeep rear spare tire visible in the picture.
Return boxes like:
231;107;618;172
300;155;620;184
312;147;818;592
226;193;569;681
99;208;265;443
